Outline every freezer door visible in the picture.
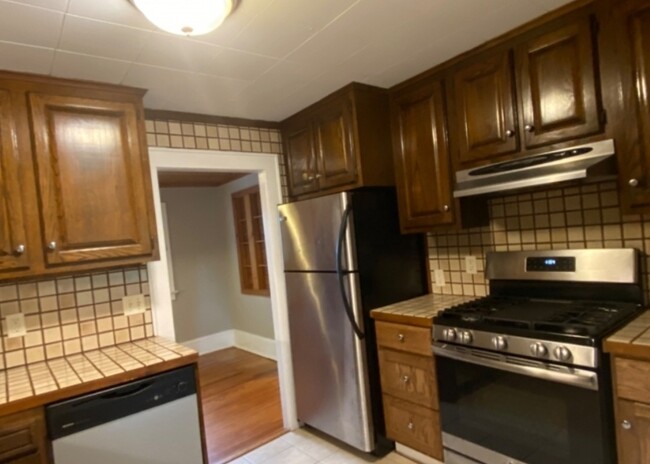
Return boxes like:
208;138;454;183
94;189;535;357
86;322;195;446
285;271;374;451
278;192;356;272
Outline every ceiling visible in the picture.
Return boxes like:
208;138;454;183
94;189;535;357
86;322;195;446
0;0;573;122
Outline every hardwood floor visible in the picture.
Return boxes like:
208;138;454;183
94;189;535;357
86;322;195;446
198;348;286;464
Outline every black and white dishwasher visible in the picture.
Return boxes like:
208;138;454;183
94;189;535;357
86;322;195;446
46;365;204;464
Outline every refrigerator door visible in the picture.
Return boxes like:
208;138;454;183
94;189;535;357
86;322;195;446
286;271;374;451
278;192;356;272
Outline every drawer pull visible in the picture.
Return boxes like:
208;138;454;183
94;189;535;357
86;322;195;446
397;333;405;342
622;420;632;430
407;422;414;430
402;375;410;384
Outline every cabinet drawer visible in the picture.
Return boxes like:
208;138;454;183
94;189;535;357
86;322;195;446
616;357;650;404
383;395;442;459
378;349;437;409
375;321;432;356
0;408;47;463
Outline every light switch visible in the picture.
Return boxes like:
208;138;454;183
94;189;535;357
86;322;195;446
434;269;446;287
465;256;478;275
6;313;26;338
123;294;146;316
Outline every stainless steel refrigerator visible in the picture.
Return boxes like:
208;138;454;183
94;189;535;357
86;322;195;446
278;188;427;454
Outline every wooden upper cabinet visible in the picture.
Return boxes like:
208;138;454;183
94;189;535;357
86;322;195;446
447;7;602;169
313;96;356;190
451;50;519;165
29;94;153;265
517;16;601;149
281;83;393;199
600;0;650;214
391;79;454;232
0;90;31;274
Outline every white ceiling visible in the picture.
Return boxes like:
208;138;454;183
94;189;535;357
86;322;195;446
0;0;573;121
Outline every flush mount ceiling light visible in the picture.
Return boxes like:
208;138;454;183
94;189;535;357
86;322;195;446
132;0;235;36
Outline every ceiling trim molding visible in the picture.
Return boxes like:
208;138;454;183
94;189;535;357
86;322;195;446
144;108;280;129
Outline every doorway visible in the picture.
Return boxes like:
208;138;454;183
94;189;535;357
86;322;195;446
146;148;297;460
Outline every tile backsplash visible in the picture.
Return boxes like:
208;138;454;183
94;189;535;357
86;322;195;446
0;267;152;370
428;181;650;303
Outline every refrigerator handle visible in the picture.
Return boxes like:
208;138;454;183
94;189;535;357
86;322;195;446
336;203;365;339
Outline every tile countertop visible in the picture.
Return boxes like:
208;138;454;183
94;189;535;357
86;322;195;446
604;310;650;361
370;294;478;327
0;337;197;417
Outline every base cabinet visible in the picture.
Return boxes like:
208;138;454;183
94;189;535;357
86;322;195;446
0;408;49;463
375;320;442;460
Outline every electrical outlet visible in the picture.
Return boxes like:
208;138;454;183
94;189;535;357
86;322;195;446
6;313;26;338
434;269;446;287
465;256;478;275
123;294;146;316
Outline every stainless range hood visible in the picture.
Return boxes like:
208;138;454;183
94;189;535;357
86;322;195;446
453;139;616;198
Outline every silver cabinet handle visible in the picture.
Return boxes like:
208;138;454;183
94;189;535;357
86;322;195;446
397;333;405;342
622;420;632;430
443;204;450;212
524;124;535;132
47;241;57;251
15;244;25;255
629;178;639;188
407;422;414;430
505;129;515;137
402;375;410;384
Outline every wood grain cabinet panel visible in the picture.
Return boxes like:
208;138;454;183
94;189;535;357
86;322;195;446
450;50;519;165
29;94;154;265
378;349;437;409
517;16;601;149
383;395;442;459
391;79;454;232
0;407;49;464
375;321;432;356
616;399;650;464
0;90;31;274
615;357;650;404
281;83;393;200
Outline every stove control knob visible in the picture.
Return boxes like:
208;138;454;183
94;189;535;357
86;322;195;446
492;336;507;351
530;342;548;357
443;328;457;342
554;346;572;362
460;331;473;344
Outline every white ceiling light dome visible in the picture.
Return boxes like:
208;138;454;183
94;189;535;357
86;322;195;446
133;0;235;36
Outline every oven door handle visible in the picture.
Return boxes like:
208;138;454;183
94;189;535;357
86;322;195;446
433;342;599;391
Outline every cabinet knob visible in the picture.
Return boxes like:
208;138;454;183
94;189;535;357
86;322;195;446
443;204;450;212
397;333;405;342
505;129;515;137
524;124;535;132
47;241;57;251
402;375;410;384
15;244;25;255
315;173;321;179
407;422;414;430
622;420;632;430
629;178;640;188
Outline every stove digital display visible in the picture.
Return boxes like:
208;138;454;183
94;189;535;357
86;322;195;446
526;256;575;272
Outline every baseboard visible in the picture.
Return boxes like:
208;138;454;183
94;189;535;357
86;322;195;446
234;330;277;360
182;330;234;355
395;443;443;464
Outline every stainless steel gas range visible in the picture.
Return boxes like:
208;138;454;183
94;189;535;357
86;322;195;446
432;249;643;464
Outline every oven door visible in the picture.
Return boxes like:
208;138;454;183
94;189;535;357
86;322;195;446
434;343;614;464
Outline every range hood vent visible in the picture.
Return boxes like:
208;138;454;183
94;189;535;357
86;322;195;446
453;139;616;198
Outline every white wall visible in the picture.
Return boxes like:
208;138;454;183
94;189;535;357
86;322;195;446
160;174;274;343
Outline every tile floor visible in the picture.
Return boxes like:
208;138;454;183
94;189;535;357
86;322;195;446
229;428;417;464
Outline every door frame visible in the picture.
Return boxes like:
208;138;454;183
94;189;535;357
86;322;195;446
146;147;297;430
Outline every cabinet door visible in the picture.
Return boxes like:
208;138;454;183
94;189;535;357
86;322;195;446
29;94;153;265
0;90;31;273
284;119;318;197
313;96;357;190
517;16;602;148
391;80;453;232
450;50;519;165
607;0;650;212
616;399;650;463
0;408;48;464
